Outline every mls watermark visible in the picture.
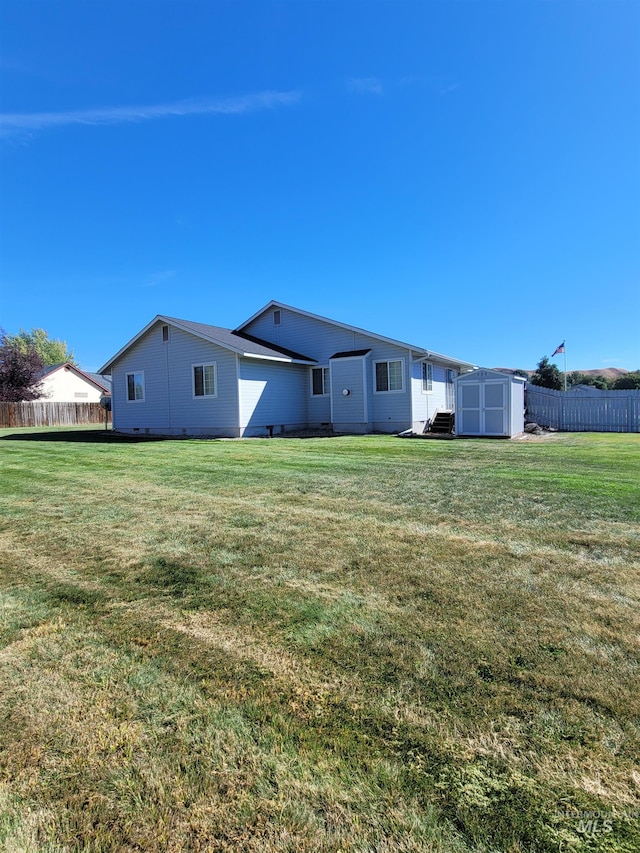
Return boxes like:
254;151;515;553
554;808;639;837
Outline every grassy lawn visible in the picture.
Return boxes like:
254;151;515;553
0;428;638;852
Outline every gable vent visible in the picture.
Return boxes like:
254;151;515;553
273;309;281;326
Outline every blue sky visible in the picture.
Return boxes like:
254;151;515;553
1;0;638;373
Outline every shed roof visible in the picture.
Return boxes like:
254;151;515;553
455;367;526;383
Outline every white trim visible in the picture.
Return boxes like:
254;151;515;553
235;354;242;430
241;352;310;364
362;357;369;423
125;370;145;402
329;362;334;424
373;358;405;394
310;365;330;397
329;354;369;361
192;362;218;399
421;361;433;394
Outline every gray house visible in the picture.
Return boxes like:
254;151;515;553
98;300;475;437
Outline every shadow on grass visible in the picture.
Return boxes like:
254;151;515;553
0;429;345;443
0;429;169;443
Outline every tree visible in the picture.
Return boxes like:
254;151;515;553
5;328;76;366
611;371;640;390
529;356;563;390
567;371;611;390
0;330;45;401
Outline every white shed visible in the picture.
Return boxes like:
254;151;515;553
454;369;525;437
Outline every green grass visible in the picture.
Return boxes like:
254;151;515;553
0;427;639;852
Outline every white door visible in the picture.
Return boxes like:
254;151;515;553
457;380;507;436
483;381;507;435
445;369;455;409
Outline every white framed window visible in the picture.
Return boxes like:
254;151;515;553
422;361;433;393
374;359;404;393
311;366;330;396
193;363;217;398
126;371;145;402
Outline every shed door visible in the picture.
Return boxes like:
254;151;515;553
483;382;507;435
457;381;508;436
459;382;481;434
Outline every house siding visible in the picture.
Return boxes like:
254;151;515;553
330;357;369;433
111;322;239;436
410;362;456;432
238;359;308;436
166;327;239;434
307;371;332;426
104;305;474;438
243;306;359;364
111;329;170;432
243;308;412;433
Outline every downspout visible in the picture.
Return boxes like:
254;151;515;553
165;338;172;429
236;354;242;437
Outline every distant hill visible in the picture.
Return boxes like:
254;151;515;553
493;367;630;379
574;368;630;380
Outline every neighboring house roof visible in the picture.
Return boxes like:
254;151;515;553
39;363;112;393
236;300;476;369
87;373;112;392
98;315;317;374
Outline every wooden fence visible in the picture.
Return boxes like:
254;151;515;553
0;402;111;428
525;386;640;433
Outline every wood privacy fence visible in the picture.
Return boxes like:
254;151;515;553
525;386;640;433
0;402;111;428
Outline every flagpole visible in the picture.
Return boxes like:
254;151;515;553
564;344;567;391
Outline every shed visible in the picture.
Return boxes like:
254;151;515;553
454;369;525;437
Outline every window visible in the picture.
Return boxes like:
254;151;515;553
162;325;169;342
273;309;281;325
311;367;330;396
126;372;145;402
193;363;217;398
375;359;403;393
422;362;433;393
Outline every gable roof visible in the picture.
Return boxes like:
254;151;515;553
40;362;112;393
98;315;316;374
236;300;476;369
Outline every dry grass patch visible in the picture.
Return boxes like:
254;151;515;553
1;428;639;851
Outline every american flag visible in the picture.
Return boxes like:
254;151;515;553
552;342;565;357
